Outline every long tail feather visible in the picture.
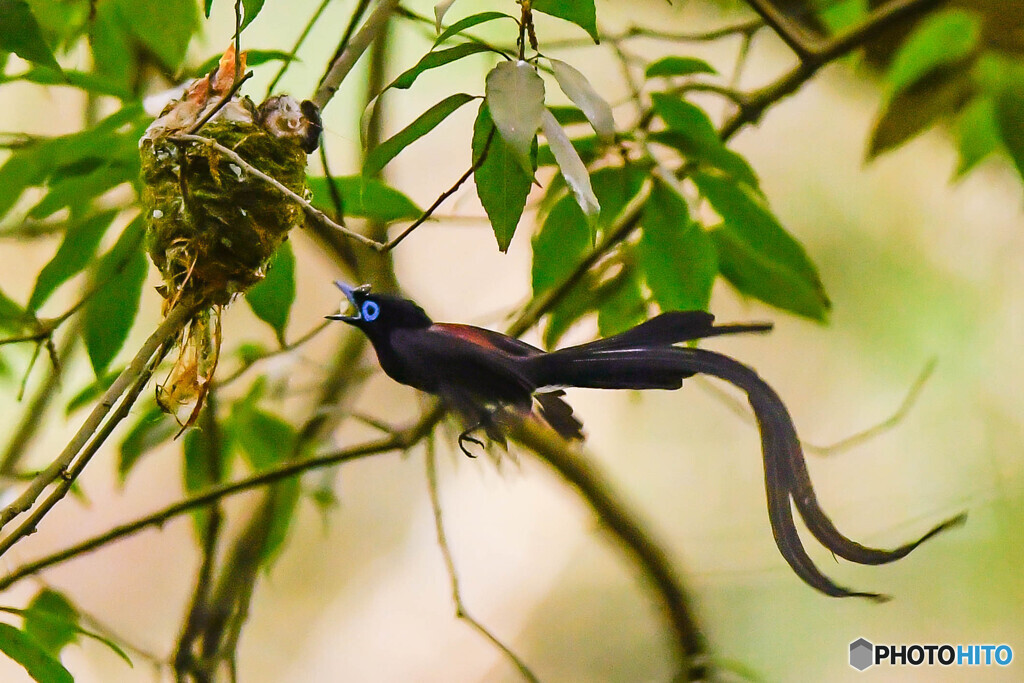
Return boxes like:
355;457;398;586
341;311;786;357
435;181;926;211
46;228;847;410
561;311;771;355
525;345;965;598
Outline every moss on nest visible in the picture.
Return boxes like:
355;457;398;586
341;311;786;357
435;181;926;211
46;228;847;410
140;118;308;307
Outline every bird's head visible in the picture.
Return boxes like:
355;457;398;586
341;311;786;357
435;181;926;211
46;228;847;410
327;281;432;335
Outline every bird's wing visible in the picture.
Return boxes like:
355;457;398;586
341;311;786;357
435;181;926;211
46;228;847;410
391;327;537;409
430;323;543;357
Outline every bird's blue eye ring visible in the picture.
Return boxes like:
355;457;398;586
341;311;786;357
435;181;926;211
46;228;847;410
361;300;380;321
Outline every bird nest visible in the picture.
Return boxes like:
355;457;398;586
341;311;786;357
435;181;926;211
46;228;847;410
138;46;322;428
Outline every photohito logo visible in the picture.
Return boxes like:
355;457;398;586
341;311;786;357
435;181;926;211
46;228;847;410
849;638;1013;671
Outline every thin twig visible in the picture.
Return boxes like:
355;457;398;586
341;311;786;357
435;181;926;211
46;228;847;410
265;0;335;98
311;0;401;111
692;359;937;457
170;134;385;251
187;71;253;135
0;301;197;542
214;319;331;388
425;440;540;682
383;130;493;251
0;406;448;591
0;322;173;557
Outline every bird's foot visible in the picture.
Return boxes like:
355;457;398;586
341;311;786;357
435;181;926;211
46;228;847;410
458;426;486;458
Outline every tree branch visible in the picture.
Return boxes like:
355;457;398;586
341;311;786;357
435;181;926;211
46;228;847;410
504;416;708;681
311;0;401;111
0;301;198;549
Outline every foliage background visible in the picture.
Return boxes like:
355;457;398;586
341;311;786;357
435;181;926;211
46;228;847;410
0;0;1022;681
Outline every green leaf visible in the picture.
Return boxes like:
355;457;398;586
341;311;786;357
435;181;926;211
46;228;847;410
192;49;295;77
0;0;62;71
205;0;214;17
711;224;828;320
645;56;717;79
0;604;131;667
0;288;28;332
306;176;420;222
24;590;77;657
392;43;491;90
84;216;148;376
540;109;599;218
473;103;532;252
183;422;231;543
2;66;132;99
694;170;828;320
0;105;147;221
119;405;175;483
434;11;514;46
0;622;72;683
868;63;974;159
109;0;198;72
89;6;132;92
241;0;265;30
363;93;475;178
229;405;301;567
588;164;648;233
533;0;599;43
994;72;1024;183
549;58;614;141
532;193;591;296
597;259;647;337
956;97;1000;177
537;133;602;168
886;9;980;95
650;93;758;187
547;105;589;126
245;241;295;346
638;181;716;312
30;163;134;219
485;60;546;176
29;211;118;312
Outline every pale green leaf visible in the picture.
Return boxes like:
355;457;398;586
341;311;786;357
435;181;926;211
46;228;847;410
549;58;614;141
540;109;599;218
485;60;545;177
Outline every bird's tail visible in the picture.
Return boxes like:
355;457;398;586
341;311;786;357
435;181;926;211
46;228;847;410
526;344;966;599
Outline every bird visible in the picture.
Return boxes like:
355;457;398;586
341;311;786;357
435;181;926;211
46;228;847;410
327;281;966;600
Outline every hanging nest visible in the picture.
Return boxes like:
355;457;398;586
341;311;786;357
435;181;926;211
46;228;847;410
139;46;322;429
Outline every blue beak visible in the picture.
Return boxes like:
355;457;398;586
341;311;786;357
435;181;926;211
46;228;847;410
327;281;370;321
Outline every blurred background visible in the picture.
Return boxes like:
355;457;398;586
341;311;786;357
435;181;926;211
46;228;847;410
0;0;1022;681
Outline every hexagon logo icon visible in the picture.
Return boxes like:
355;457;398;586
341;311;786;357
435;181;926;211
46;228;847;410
850;638;874;671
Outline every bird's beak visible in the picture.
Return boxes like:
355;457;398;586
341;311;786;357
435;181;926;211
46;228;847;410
326;281;368;322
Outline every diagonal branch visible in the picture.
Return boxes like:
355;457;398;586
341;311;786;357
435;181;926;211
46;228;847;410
311;0;401;111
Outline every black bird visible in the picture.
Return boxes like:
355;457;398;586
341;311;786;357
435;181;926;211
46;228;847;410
328;281;965;600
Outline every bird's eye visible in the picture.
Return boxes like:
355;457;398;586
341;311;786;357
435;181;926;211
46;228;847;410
361;300;380;321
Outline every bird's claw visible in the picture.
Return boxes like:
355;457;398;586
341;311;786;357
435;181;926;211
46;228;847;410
458;429;485;458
